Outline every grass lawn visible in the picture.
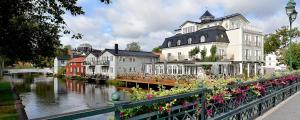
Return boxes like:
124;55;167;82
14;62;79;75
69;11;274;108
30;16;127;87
0;80;18;120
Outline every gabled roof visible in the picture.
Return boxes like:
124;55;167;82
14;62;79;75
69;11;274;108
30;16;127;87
89;50;102;57
103;49;158;58
161;26;229;49
69;57;85;63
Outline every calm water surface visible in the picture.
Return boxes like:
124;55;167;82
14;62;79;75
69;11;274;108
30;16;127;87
4;74;129;119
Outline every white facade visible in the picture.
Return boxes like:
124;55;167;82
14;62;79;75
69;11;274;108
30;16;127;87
264;53;286;71
85;49;158;80
156;12;265;77
53;57;68;74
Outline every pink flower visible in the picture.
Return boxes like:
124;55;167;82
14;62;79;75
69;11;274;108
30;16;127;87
146;93;153;100
159;106;163;112
166;108;171;113
207;108;213;117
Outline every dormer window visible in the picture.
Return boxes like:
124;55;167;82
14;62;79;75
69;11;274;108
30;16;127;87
220;34;224;38
168;41;171;47
188;38;192;44
200;35;206;42
177;40;181;46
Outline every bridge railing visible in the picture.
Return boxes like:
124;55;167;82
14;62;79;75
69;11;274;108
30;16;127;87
34;72;300;120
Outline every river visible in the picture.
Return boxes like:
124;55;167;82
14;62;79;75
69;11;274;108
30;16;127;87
3;74;129;119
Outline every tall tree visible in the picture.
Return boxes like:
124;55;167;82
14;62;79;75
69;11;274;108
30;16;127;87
264;27;300;54
0;0;110;68
283;43;300;69
209;45;217;61
126;42;141;51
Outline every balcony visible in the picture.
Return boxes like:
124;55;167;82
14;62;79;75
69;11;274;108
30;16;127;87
98;60;110;66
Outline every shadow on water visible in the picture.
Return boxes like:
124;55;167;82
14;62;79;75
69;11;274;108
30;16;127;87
5;74;129;119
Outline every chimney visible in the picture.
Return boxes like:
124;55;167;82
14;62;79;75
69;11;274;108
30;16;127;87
114;44;119;54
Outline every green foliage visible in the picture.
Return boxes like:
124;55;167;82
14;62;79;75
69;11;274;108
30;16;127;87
57;67;66;77
189;47;200;58
106;80;125;86
126;42;141;51
0;0;109;67
200;48;207;61
152;47;161;53
209;45;218;62
283;43;300;69
0;81;17;120
264;26;300;54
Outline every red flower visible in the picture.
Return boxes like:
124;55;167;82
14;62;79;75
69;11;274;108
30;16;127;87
166;108;171;113
120;112;124;118
207;108;213;117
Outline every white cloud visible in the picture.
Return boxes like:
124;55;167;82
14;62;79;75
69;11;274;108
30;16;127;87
60;0;300;51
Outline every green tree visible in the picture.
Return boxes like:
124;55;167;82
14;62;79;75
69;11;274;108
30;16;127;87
0;0;110;68
126;42;141;51
264;27;300;54
200;48;207;61
152;47;161;53
189;47;200;58
283;43;300;69
209;45;218;61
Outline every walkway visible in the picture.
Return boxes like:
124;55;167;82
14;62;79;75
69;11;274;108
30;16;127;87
4;68;53;74
259;91;300;120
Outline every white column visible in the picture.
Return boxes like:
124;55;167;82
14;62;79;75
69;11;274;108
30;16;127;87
247;63;250;77
260;63;264;75
239;63;243;75
224;64;227;75
254;63;257;76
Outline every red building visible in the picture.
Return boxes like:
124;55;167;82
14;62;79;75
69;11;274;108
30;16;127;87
66;57;86;76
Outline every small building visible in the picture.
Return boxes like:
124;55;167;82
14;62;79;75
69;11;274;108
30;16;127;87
84;50;102;75
66;57;86;76
263;53;286;74
53;55;70;74
97;44;159;79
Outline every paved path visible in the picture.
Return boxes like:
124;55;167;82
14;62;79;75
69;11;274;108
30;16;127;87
258;91;300;120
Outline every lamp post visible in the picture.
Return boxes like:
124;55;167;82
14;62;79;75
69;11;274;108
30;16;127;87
285;0;298;71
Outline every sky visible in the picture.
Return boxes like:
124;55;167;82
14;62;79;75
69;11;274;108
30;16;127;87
60;0;300;51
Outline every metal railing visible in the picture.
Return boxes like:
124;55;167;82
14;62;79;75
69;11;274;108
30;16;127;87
34;73;300;120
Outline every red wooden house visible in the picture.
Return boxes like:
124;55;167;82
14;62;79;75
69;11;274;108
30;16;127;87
66;57;86;76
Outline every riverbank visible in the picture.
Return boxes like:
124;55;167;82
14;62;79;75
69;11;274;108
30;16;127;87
0;80;18;120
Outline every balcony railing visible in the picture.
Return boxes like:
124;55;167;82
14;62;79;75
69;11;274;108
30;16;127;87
84;60;110;66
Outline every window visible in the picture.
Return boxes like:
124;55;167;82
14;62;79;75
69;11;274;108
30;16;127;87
200;35;205;42
168;66;172;74
269;57;271;61
177;40;181;46
168;41;171;47
133;58;135;62
178;66;182;74
133;67;136;72
245;49;250;60
122;58;125;62
188;38;192;44
160;66;163;74
129;67;132;72
110;67;113;73
110;56;113;61
178;52;181;59
61;61;65;64
220;34;224;38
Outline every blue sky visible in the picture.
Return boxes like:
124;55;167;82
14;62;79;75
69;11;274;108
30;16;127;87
61;0;300;51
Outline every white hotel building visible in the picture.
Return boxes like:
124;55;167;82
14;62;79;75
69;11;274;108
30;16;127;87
145;11;264;77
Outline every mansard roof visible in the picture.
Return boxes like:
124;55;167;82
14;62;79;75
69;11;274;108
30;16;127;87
176;13;249;31
162;26;229;49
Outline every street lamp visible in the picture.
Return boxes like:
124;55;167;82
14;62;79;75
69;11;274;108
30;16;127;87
285;0;297;71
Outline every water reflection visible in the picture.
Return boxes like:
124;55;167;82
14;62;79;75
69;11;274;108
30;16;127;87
6;75;128;119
